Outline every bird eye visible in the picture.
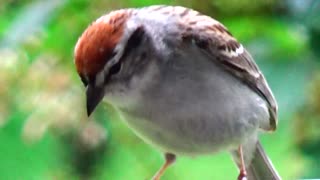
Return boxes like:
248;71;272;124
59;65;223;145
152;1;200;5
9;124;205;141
109;61;122;75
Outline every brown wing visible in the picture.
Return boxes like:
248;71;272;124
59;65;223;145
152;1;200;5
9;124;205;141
147;5;278;131
183;29;278;131
215;45;278;131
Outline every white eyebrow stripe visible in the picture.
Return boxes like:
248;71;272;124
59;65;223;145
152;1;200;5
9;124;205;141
94;20;135;87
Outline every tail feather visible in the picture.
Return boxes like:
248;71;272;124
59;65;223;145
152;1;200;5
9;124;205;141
246;141;281;180
232;140;281;180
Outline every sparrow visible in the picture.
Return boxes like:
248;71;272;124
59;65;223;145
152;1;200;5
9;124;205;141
74;5;280;180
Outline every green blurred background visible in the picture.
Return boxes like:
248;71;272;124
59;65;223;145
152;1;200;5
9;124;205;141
0;0;320;179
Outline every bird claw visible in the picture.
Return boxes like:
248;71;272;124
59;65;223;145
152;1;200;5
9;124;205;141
237;172;247;180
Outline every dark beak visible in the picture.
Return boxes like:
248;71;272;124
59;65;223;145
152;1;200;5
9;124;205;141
86;84;104;117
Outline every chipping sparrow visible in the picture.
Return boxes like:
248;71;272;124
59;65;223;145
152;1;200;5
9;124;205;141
74;5;280;180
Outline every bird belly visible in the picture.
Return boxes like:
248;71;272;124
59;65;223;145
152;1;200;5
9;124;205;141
119;110;258;156
115;65;269;156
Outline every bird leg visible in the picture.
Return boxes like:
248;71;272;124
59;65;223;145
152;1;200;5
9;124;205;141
237;145;247;180
152;153;176;180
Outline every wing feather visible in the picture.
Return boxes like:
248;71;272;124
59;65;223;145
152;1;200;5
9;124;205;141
179;16;277;131
148;5;278;130
190;32;278;131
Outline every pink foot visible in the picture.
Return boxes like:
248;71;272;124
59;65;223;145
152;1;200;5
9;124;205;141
237;171;247;180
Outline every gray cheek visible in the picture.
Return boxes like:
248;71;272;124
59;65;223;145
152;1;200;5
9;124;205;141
103;80;127;103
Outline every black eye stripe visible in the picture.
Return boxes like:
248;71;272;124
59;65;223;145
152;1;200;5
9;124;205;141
122;26;145;57
109;60;122;75
105;26;145;79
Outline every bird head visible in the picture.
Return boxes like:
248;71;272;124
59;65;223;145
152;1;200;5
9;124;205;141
74;10;146;116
